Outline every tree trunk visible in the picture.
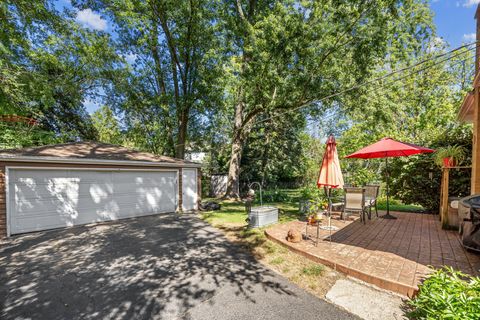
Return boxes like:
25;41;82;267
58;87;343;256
175;108;188;159
225;131;244;198
225;99;249;198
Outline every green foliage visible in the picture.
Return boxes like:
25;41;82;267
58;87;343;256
261;189;292;203
91;106;123;145
345;165;379;187
434;145;467;167
0;123;60;149
408;267;480;320
241;113;307;186
76;0;226;158
301;265;325;277
389;127;472;212
376;197;424;212
0;1;123;145
299;186;326;202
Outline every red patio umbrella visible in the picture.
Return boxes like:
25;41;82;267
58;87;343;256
317;135;344;238
345;137;434;219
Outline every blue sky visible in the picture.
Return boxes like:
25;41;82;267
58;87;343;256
432;0;480;47
62;0;480;114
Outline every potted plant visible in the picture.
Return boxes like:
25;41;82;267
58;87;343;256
434;145;466;168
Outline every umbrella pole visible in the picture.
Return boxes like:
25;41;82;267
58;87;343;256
324;186;333;243
382;157;397;219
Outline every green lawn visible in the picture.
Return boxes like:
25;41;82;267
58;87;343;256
201;199;303;227
376;198;425;213
201;189;425;226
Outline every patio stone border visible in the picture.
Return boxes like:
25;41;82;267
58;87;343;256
264;229;418;297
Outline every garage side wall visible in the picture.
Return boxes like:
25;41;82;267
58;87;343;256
0;161;195;238
197;168;202;204
0;164;6;238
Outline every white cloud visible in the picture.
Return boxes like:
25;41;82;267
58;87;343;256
463;0;480;8
463;33;476;42
76;9;107;31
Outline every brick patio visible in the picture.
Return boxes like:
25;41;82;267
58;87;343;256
265;211;480;297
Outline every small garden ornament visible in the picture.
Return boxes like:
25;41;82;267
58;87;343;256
287;229;302;243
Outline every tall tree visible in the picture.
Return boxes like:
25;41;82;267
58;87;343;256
75;0;225;158
91;105;123;144
1;1;119;143
223;0;433;197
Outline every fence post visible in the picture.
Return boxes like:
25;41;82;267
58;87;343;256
440;167;450;229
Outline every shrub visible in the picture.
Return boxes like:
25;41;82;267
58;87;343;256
298;185;337;202
408;267;480;320
260;188;291;203
389;127;472;212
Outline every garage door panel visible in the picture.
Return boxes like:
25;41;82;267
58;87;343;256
8;169;178;235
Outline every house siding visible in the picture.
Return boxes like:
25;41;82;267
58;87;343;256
0;161;193;238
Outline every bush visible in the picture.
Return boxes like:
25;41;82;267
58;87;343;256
259;188;291;203
389;127;472;212
299;185;325;202
408;267;480;320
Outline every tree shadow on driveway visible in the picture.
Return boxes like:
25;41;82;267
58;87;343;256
0;214;297;319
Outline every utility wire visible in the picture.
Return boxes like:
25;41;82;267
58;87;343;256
310;47;479;125
255;41;478;125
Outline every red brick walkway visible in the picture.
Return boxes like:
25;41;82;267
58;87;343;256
265;212;480;297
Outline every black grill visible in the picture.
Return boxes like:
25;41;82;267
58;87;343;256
459;194;480;253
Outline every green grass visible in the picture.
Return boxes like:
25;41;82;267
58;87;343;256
301;265;325;276
377;198;424;213
269;257;285;265
201;189;425;227
200;198;303;227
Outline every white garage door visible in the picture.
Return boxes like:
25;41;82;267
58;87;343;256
7;168;178;235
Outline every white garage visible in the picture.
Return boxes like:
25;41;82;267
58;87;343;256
0;142;201;237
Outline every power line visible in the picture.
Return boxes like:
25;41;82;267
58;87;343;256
255;41;478;125
311;47;479;125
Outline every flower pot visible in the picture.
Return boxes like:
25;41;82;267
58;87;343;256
443;157;456;168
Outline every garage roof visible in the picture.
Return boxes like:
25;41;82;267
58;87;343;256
0;141;201;167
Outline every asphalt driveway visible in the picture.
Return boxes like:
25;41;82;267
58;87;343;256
0;214;358;320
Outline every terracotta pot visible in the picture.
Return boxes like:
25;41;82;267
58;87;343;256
443;157;456;168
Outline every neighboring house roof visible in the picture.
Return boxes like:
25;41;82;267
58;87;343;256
0;141;201;167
